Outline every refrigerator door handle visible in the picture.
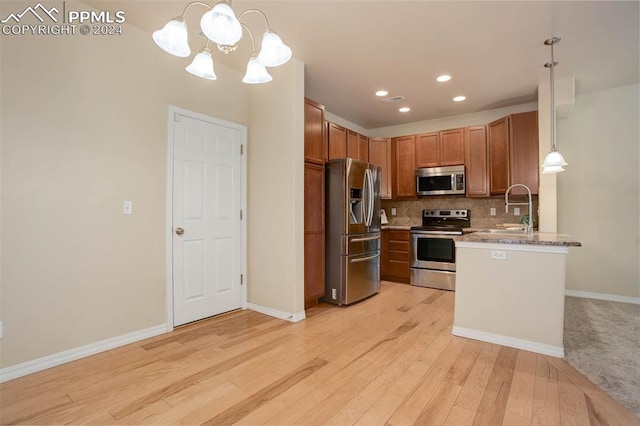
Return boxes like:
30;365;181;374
367;169;374;226
350;253;380;263
362;169;370;226
350;235;381;243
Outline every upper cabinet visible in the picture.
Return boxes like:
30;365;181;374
415;133;439;168
392;135;416;198
488;116;510;194
464;125;489;197
368;138;391;199
304;98;325;164
327;122;347;160
347;130;369;162
509;111;539;195
489;111;539;195
415;128;465;168
439;128;465;166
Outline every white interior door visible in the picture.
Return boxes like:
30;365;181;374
172;113;242;326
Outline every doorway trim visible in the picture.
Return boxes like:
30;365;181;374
165;105;248;332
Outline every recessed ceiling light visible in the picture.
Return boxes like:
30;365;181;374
436;75;451;82
453;96;466;102
399;107;411;113
375;90;388;97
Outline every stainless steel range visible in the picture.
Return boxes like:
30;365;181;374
410;209;470;290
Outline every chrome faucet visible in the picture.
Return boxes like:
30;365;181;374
505;184;534;235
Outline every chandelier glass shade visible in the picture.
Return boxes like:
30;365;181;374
152;17;190;57
243;54;273;84
185;47;217;80
153;1;292;84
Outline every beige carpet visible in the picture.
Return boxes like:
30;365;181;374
563;296;640;417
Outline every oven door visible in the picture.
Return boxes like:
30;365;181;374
410;231;457;271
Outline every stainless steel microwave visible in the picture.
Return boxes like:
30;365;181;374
415;165;465;196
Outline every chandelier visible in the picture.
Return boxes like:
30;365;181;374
152;1;292;84
540;36;568;174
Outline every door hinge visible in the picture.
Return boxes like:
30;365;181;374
240;210;243;220
240;144;244;155
174;112;181;122
240;274;243;285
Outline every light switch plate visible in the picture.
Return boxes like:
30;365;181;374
491;250;507;260
122;201;133;215
514;207;520;216
0;321;3;339
391;208;397;216
490;207;496;216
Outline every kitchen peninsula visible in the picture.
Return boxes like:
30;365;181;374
452;230;581;357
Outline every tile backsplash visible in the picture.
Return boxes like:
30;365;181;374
381;195;539;229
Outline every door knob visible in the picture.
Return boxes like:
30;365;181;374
175;227;184;236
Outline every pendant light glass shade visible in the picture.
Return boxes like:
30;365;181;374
185;47;217;80
257;30;292;67
153;17;190;57
200;2;242;46
242;55;272;84
541;150;568;174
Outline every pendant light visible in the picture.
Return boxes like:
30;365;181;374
152;17;190;57
541;37;568;174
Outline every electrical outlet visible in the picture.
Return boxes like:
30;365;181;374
391;208;397;216
513;207;520;216
491;250;507;260
122;201;133;215
490;207;496;216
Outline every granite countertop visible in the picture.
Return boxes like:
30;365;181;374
454;231;581;247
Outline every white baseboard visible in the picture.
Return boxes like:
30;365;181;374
247;303;306;323
0;323;167;383
565;290;640;305
452;326;564;358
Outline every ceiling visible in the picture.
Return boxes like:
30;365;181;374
88;1;639;129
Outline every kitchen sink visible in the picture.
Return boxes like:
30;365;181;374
480;228;527;235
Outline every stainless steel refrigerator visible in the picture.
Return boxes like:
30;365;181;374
325;158;381;305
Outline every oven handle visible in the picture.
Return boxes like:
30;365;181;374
350;253;380;263
350;235;381;243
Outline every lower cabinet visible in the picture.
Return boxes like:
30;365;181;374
381;229;410;283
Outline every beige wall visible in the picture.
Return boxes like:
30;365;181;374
557;84;640;298
246;59;305;316
0;3;251;367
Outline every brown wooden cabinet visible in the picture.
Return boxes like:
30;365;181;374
304;98;325;164
509;111;539;195
346;130;369;162
304;163;325;307
392;135;416;198
489;112;539;195
464;125;489;197
304;98;326;308
368;138;392;199
439;128;465;166
488;116;510;195
327;122;347;160
381;229;410;283
415;128;464;169
415;133;439;168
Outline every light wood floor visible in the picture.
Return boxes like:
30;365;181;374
1;282;638;425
